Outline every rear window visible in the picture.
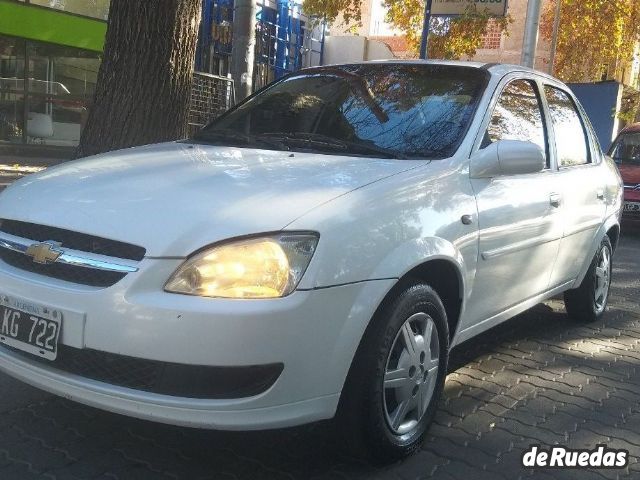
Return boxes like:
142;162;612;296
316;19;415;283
609;132;640;166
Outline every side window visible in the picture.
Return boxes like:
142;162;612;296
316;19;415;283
544;86;590;167
483;79;548;166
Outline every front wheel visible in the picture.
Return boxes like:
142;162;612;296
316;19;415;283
337;282;449;462
564;235;613;323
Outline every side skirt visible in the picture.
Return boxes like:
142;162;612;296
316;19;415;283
450;280;574;348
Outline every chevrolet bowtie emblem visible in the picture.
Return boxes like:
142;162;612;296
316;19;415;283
25;241;63;265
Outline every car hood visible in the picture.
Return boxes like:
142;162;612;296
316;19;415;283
0;142;419;257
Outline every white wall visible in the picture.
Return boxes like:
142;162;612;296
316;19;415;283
367;39;396;60
323;36;395;65
369;0;403;36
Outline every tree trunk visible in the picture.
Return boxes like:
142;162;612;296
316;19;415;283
76;0;201;158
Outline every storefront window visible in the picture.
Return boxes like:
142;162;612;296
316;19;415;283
27;42;99;97
0;36;26;143
0;35;100;147
25;42;100;146
29;0;110;21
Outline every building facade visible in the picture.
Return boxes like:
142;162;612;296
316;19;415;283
1;0;324;151
331;0;553;68
0;0;107;149
196;0;324;91
469;0;552;71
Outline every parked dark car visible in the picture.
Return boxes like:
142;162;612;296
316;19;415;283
610;123;640;223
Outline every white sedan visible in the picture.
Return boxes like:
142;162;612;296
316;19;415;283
0;61;623;461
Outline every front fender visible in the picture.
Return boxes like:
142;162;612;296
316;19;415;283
369;236;467;294
321;238;468;404
290;160;478;293
301;236;470;391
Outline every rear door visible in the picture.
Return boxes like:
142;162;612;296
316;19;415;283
544;85;607;287
462;75;564;328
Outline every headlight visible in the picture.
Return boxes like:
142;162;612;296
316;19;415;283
164;233;319;298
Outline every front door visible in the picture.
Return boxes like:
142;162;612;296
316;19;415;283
461;77;564;329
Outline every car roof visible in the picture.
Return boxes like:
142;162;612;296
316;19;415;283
319;59;559;81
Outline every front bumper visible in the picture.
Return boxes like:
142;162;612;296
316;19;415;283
0;256;395;430
0;345;339;430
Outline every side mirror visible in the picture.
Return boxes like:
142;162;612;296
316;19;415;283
470;140;546;179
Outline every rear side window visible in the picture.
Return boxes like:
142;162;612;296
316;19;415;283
483;79;548;165
544;86;590;167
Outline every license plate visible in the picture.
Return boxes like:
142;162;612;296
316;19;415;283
624;201;640;212
0;296;61;360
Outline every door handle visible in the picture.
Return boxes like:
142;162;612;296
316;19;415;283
549;193;562;208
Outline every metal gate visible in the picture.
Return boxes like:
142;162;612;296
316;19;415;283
188;72;235;135
195;0;325;93
254;0;325;90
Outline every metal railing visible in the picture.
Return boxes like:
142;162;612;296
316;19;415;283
188;72;235;135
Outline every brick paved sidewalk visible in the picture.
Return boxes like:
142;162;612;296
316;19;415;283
0;230;639;480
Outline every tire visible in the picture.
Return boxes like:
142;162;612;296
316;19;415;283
564;235;613;323
336;281;449;463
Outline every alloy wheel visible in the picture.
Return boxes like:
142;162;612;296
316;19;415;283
383;312;440;435
594;244;611;314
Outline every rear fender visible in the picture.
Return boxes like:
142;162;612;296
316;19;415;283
571;213;620;289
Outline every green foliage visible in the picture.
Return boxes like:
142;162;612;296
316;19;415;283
428;11;511;59
618;87;640;123
301;0;362;25
383;2;511;59
540;0;640;82
301;0;510;60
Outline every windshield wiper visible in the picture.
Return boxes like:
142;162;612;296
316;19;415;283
193;129;289;150
259;132;407;159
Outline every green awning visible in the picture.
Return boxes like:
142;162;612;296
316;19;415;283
0;0;106;52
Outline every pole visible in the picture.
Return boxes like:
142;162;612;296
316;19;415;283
419;0;433;60
275;0;289;78
548;0;562;75
521;0;542;68
22;41;29;145
319;16;326;66
230;0;257;101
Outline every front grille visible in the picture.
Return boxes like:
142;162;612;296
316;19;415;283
0;219;144;287
0;220;146;261
3;344;283;399
0;248;127;287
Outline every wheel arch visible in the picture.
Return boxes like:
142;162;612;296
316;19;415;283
334;256;464;421
573;213;620;288
607;224;620;252
394;259;464;342
345;255;465;374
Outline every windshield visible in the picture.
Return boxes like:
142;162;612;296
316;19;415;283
610;132;640;166
194;64;489;159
